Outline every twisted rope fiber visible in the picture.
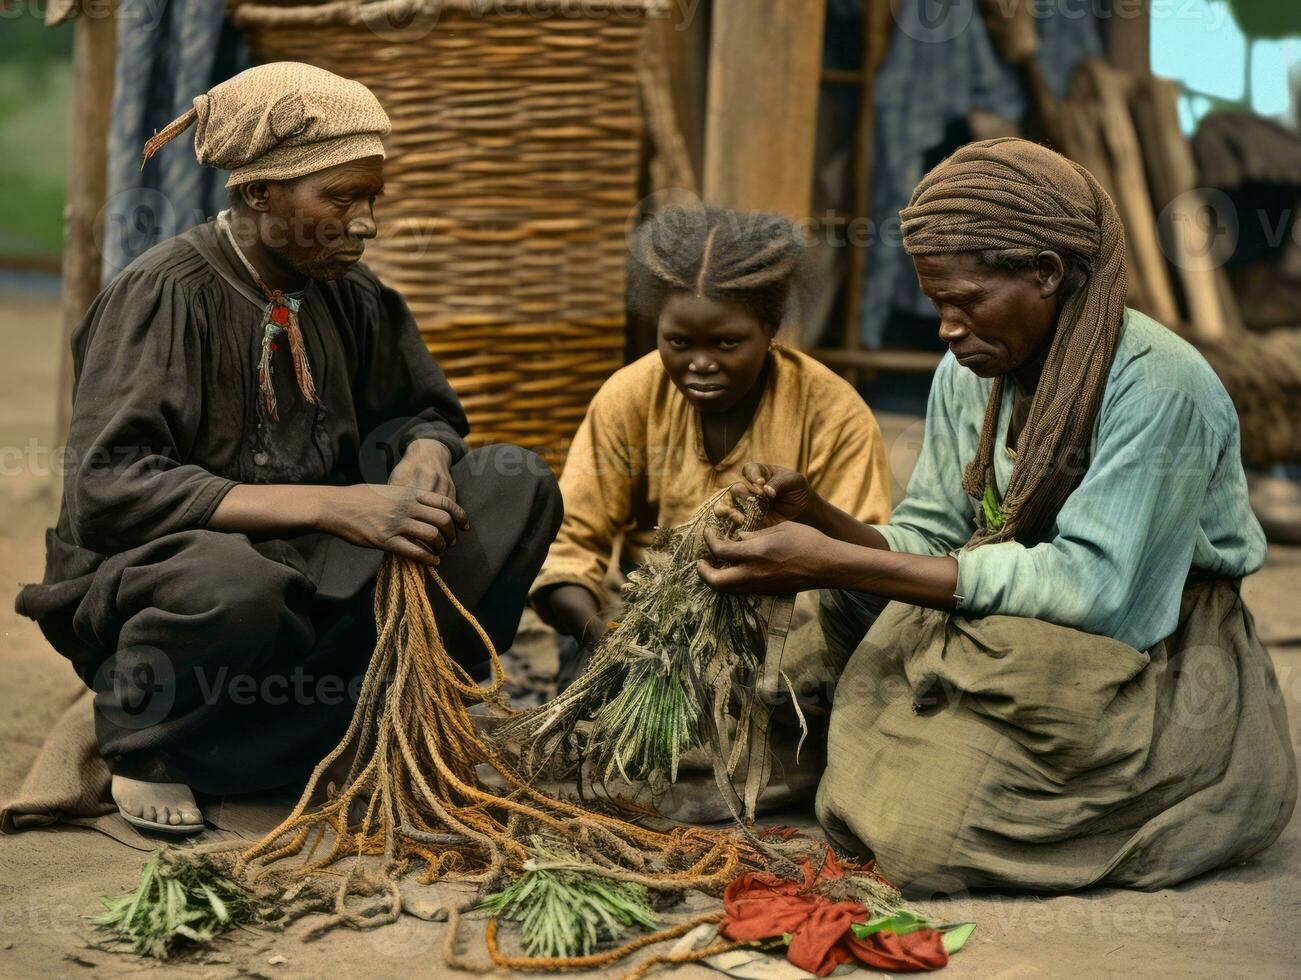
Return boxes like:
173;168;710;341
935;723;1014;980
234;555;754;956
900;137;1129;546
621;936;743;980
483;911;724;972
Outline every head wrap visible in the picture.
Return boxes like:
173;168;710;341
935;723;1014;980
141;62;391;187
900;137;1129;547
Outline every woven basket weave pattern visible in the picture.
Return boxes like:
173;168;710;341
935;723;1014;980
233;2;658;465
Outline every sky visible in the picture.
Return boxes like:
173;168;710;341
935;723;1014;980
1150;0;1300;129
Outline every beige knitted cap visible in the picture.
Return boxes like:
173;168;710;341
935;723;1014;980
141;62;391;187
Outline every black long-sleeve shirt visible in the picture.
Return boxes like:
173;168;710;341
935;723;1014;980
18;218;469;624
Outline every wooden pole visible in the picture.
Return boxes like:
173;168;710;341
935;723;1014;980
702;0;826;219
1130;74;1240;338
659;0;709;187
1055;97;1151;312
838;0;892;383
54;0;116;449
640;16;700;194
1074;59;1180;326
1106;0;1150;75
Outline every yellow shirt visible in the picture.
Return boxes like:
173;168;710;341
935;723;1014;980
533;344;892;601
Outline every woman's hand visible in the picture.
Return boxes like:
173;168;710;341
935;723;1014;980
714;463;816;528
389;439;457;502
319;484;469;566
697;523;838;594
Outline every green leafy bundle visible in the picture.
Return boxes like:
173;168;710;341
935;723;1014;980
590;669;699;785
95;849;262;959
851;911;977;956
496;492;794;819
477;837;658;959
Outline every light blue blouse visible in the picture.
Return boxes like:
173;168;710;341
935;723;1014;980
875;309;1267;651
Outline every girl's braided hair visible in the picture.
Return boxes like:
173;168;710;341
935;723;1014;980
629;206;805;331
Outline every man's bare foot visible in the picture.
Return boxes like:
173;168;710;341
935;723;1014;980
111;775;204;834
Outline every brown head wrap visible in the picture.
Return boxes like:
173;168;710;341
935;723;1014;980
900;137;1129;546
141;62;390;187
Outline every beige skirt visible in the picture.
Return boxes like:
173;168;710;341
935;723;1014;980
815;580;1297;892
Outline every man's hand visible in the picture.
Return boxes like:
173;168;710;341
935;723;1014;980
697;523;837;594
714;462;817;528
389;439;457;502
320;484;469;566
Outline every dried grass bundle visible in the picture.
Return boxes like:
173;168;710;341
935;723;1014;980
477;836;659;959
494;492;802;821
95;849;263;959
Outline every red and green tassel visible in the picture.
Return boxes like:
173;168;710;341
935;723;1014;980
256;295;317;420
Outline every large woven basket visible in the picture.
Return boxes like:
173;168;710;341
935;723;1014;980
229;0;665;467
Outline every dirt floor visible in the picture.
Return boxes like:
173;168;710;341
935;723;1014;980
0;284;1297;978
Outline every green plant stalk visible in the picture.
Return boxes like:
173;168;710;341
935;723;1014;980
583;498;768;791
478;838;658;959
96;849;260;960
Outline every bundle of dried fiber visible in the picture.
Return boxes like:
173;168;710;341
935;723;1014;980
225;555;772;965
492;492;803;823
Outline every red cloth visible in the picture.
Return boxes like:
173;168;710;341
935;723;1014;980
844;929;950;973
719;850;949;975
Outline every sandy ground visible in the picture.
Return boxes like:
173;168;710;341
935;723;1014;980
0;285;1297;978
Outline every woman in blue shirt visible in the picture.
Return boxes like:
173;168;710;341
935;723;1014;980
701;139;1295;892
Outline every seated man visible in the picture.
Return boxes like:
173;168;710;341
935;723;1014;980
702;138;1296;891
15;64;560;835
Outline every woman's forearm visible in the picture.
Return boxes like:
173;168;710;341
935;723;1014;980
824;536;959;610
804;494;892;551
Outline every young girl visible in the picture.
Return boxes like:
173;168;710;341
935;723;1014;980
531;206;892;677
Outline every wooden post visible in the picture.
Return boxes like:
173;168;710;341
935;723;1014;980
838;0;892;382
640;15;701;194
1106;0;1150;76
702;0;826;219
54;0;116;448
1074;59;1180;326
1130;74;1240;338
659;0;709;187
